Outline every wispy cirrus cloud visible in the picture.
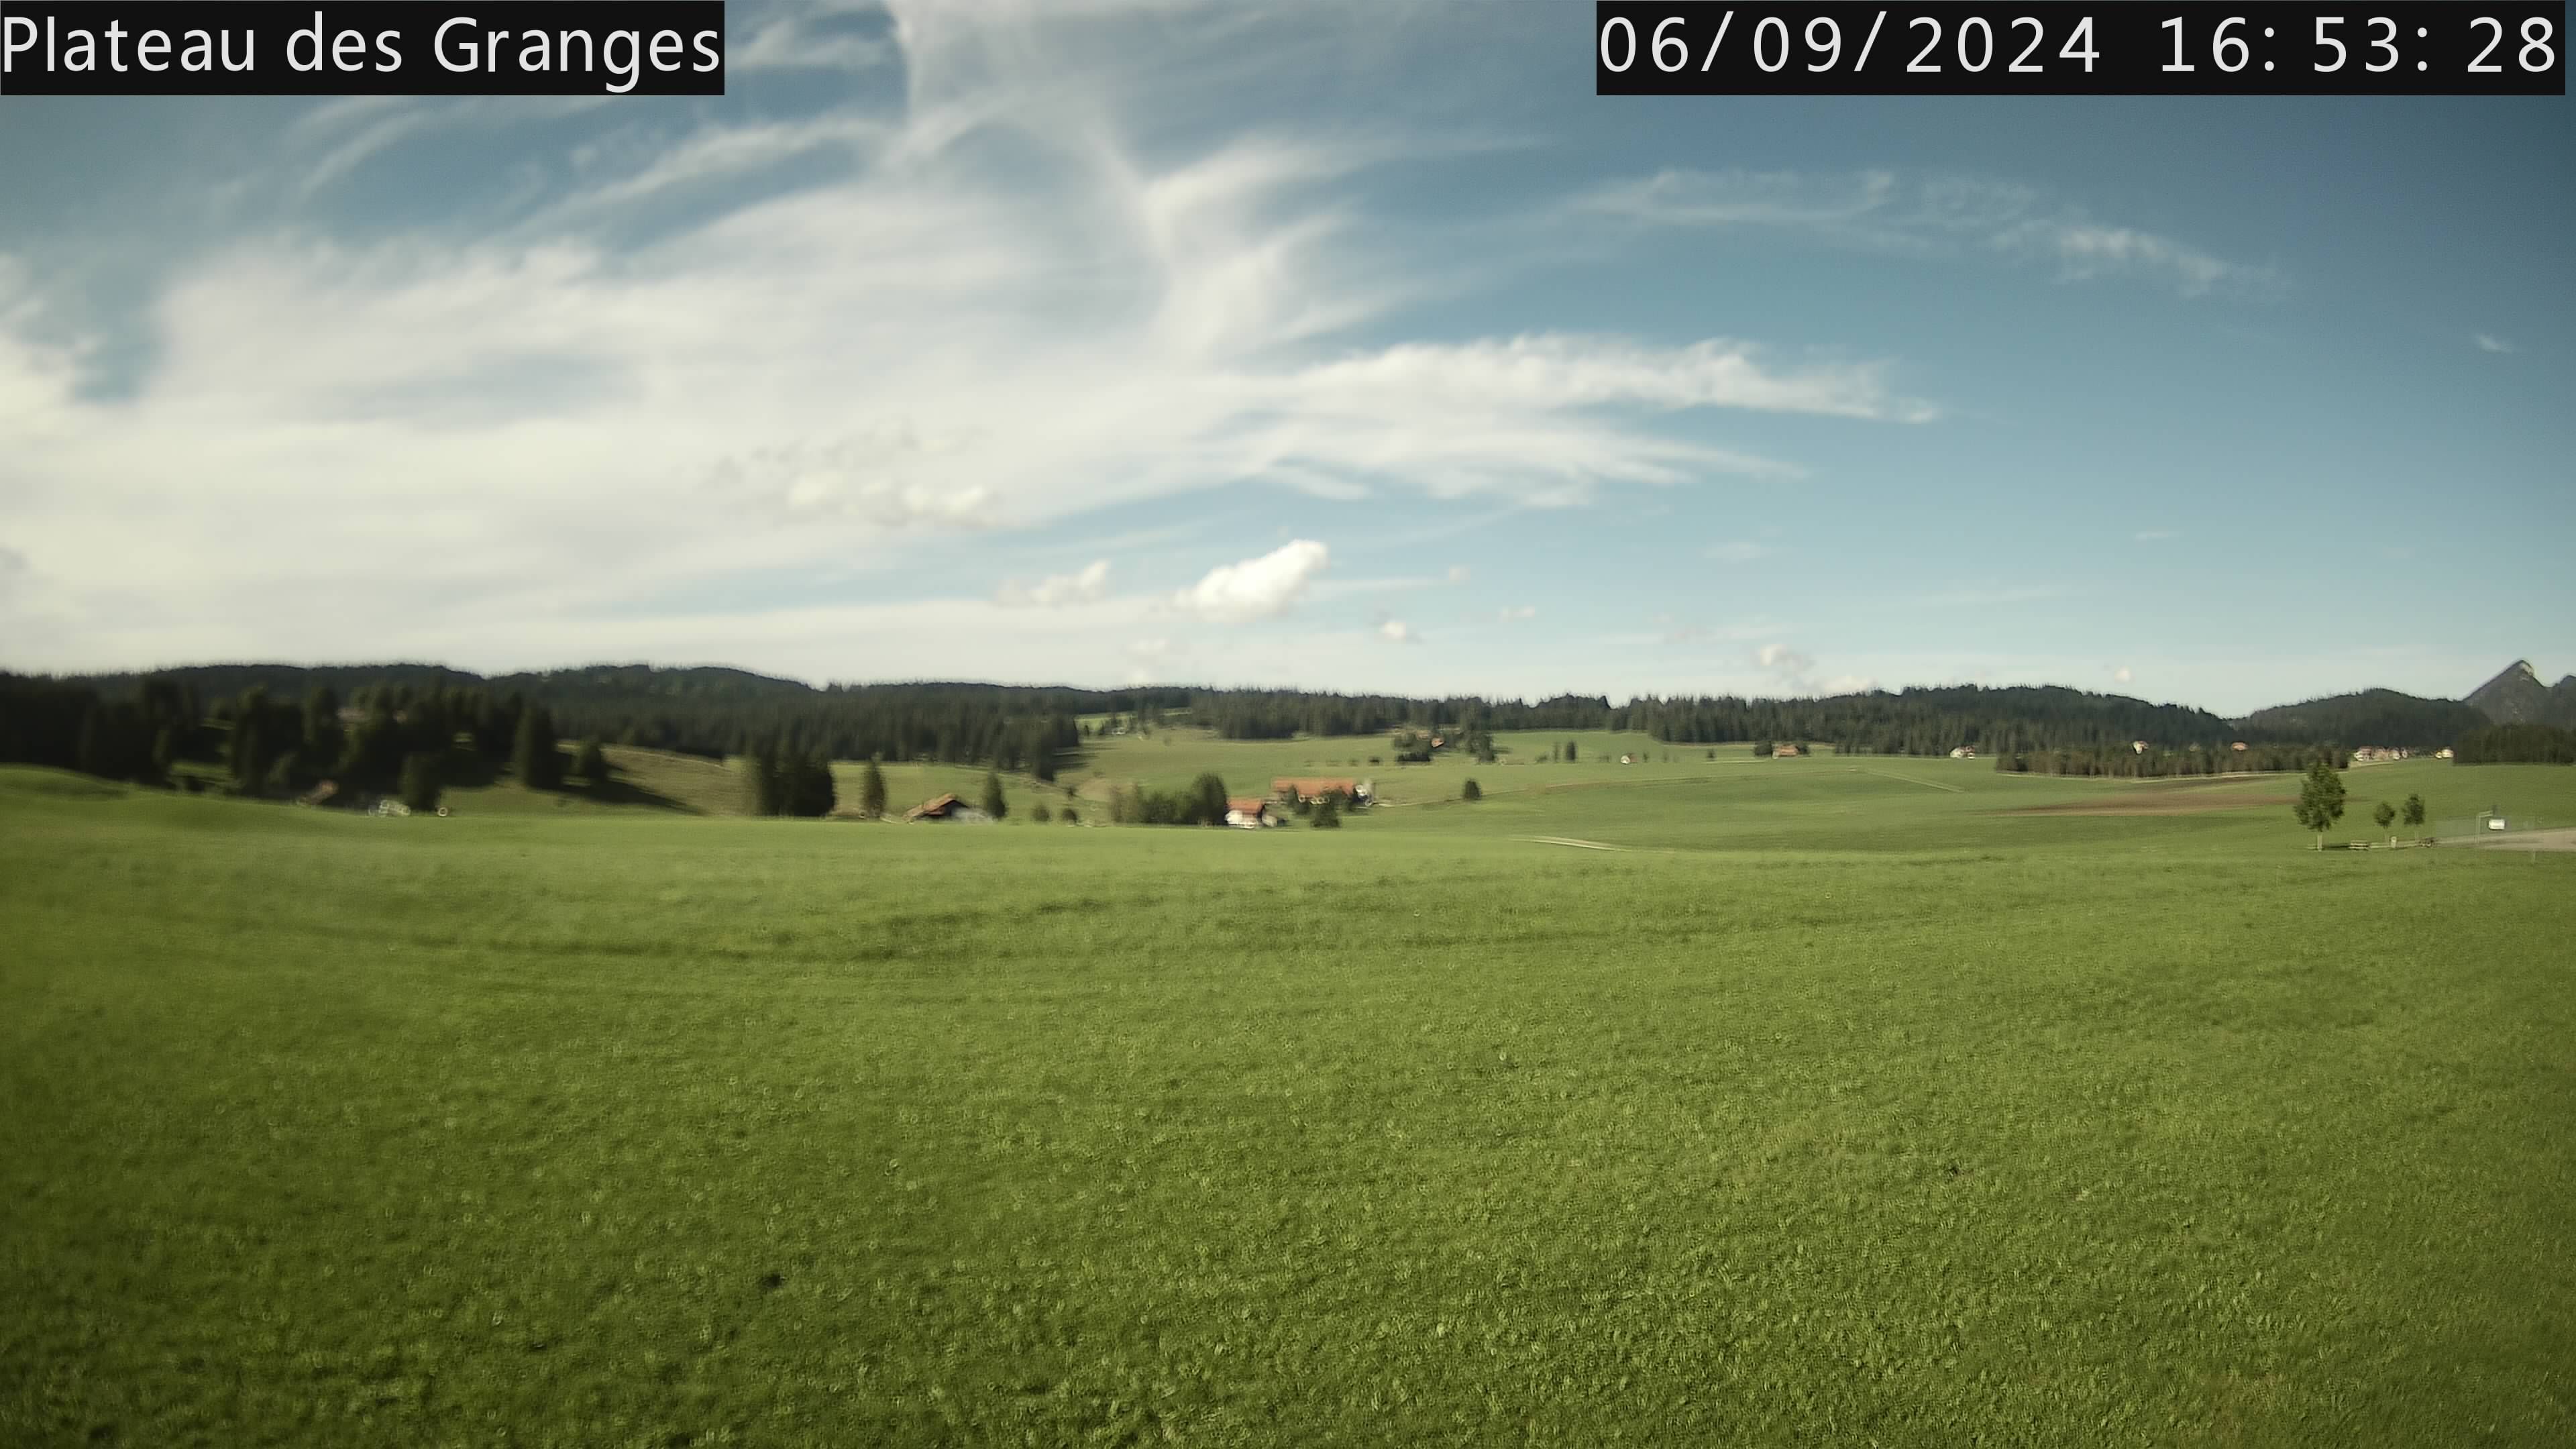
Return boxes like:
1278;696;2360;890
2474;333;2518;354
1573;168;2269;297
0;1;1943;681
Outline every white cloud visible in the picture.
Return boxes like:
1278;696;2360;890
1170;539;1330;623
1754;643;1813;674
2112;665;2135;685
1705;540;1773;563
996;559;1112;608
2474;333;2518;354
1814;674;1877;696
1497;604;1538;623
1576;168;2267;297
1446;564;1470;585
1377;619;1418;645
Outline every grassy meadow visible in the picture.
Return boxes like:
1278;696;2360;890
3;748;2572;1446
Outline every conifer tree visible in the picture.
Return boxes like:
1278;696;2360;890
513;707;561;790
400;752;444;812
980;769;1008;820
859;757;888;819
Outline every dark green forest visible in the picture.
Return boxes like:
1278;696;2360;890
3;661;2542;800
2451;723;2576;765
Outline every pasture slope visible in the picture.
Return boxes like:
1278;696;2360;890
3;748;2572;1446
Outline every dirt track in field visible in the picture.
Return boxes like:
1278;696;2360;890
2449;827;2576;853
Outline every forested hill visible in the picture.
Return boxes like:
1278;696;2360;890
2235;690;2494;750
67;663;1187;714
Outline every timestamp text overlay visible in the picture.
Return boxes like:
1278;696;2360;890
1597;1;2565;95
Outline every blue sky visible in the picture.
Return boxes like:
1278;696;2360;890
1;1;2568;716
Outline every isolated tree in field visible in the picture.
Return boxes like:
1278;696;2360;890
574;737;612;787
1563;741;1578;763
513;707;561;790
1190;772;1229;825
1461;778;1482;802
400;752;444;812
1031;799;1052;823
859;757;888;819
2293;759;2347;849
2402;794;2426;828
1062;805;1079;824
788;752;837;817
2373;801;2396;832
980;769;1008;820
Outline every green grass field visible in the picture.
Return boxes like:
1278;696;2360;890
4;750;2572;1446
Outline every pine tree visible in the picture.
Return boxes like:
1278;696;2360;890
859;757;888;819
981;769;1008;820
513;707;561;790
400;752;444;812
1461;778;1482;802
76;706;108;779
229;710;267;793
573;737;611;786
303;688;344;773
152;722;182;783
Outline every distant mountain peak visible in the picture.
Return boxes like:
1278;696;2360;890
2466;659;2569;727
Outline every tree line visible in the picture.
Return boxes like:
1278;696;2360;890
2451;723;2576;765
11;663;2524;796
0;672;615;812
1994;742;2349;777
